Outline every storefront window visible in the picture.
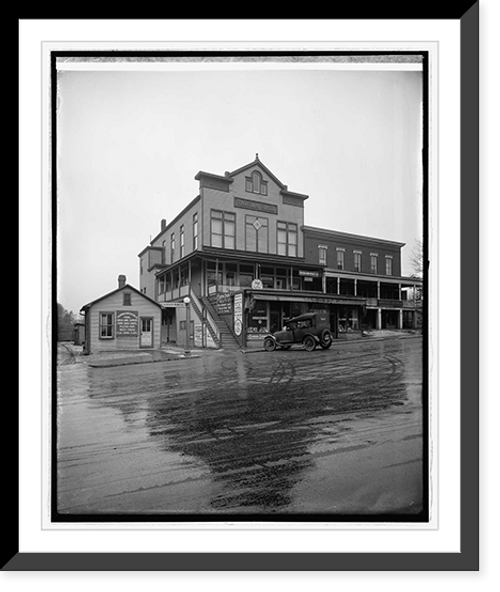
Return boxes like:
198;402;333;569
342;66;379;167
247;301;269;339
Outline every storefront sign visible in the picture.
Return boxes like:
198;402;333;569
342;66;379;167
194;324;203;347
234;196;278;215
116;310;138;336
215;293;232;314
378;299;403;308
251;279;263;290
233;293;243;336
160;301;186;308
298;270;320;277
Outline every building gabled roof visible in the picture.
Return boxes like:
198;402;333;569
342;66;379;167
227;154;288;190
80;283;161;313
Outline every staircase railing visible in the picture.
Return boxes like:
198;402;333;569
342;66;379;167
189;290;221;347
202;295;240;342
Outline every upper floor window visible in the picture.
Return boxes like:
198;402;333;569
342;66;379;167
385;256;393;276
180;225;185;258
162;240;167;264
336;248;345;270
245;171;268;196
211;210;235;249
246;215;269;253
277;221;297;257
318;246;328;266
170;232;175;263
123;292;131;306
370;254;378;274
354;251;362;272
193;213;198;250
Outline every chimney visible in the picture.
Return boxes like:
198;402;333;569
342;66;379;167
161;218;167;231
118;275;126;289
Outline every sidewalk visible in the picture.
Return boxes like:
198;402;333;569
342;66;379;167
59;343;206;368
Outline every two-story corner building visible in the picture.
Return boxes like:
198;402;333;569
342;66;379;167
303;227;422;332
138;156;423;350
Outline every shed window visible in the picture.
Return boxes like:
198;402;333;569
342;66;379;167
123;292;131;306
99;313;114;339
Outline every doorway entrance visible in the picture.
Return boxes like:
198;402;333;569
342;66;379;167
140;317;153;348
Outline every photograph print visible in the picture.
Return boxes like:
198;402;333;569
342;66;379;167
53;50;428;523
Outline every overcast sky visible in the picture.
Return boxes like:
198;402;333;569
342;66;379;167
56;61;423;315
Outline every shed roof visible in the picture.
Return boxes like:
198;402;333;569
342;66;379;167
80;283;161;313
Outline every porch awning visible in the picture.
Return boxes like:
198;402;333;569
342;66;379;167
250;292;366;306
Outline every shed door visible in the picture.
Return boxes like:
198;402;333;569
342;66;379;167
140;317;153;348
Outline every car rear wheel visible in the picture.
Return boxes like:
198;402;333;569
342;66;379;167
320;329;333;349
264;337;277;352
303;335;316;352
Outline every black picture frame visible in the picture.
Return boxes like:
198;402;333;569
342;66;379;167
10;6;479;571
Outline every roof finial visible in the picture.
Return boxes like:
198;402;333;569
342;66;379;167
255;152;259;161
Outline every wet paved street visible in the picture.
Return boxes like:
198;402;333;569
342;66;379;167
56;336;425;518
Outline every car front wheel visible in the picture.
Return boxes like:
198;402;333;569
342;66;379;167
320;329;333;349
264;337;277;352
303;335;316;352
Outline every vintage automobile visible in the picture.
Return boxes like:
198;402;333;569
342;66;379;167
263;312;333;352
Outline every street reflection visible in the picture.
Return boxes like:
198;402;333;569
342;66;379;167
145;355;318;512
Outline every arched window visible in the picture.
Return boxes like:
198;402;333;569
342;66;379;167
252;171;261;194
245;170;268;195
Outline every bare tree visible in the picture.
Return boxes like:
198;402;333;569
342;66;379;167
409;239;424;278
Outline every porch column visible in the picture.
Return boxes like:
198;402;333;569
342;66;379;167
399;283;402;300
354;278;358;296
377;308;382;329
399;309;403;329
322;273;326;293
337;277;340;295
377;281;381;300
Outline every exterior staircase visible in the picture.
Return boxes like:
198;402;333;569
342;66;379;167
199;295;241;351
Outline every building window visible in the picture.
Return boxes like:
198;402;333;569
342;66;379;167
180;266;189;286
354;251;362;272
318;246;328;266
336;249;345;270
180;225;185;258
99;313;114;339
245;171;268;196
123;292;131;306
277;221;297;257
140;258;143;275
385;256;393;276
193;212;198;250
246;215;269;253
170;232;175;263
162;240;167;264
370;254;378;274
211;210;235;249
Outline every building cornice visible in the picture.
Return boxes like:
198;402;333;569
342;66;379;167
303;225;406;248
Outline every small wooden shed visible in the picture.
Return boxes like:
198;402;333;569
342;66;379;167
80;275;161;355
73;322;85;346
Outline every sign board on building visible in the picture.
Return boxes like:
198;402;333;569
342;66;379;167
116;310;139;336
160;301;187;308
215;293;232;314
233;293;243;336
298;270;321;277
234;196;278;215
251;279;263;290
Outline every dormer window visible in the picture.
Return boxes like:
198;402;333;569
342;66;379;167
245;171;268;196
